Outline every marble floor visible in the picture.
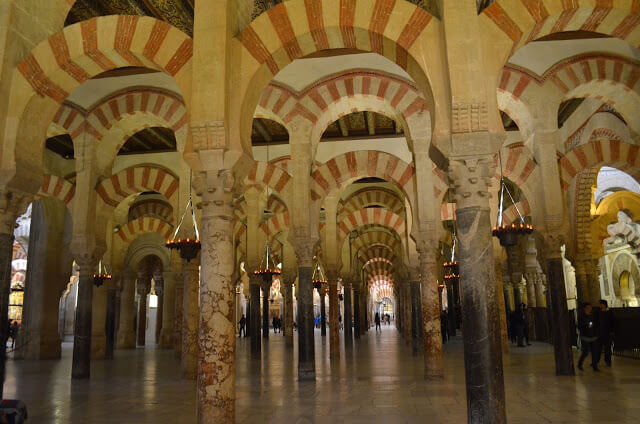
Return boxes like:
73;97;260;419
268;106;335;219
5;326;640;423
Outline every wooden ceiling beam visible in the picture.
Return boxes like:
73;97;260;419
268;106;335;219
253;119;273;143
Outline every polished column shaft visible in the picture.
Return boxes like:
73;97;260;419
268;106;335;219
182;261;199;379
72;263;95;379
343;281;353;345
297;265;315;380
261;277;270;338
249;276;261;355
328;281;339;358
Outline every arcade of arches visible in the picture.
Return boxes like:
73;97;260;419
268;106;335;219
1;1;640;423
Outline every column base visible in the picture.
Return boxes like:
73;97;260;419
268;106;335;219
116;331;136;349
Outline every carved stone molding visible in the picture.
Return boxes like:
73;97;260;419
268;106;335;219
452;102;488;134
448;156;494;210
191;121;226;152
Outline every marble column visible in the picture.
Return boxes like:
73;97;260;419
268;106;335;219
293;237;316;380
543;233;575;376
411;281;421;356
117;273;136;348
450;155;505;423
353;288;361;339
155;281;164;344
586;259;601;305
182;259;199;380
249;274;261;355
417;241;444;378
0;231;12;396
283;273;294;347
196;169;236;423
136;276;150;347
328;280;340;358
173;282;184;357
160;269;178;348
91;281;108;359
320;287;327;337
494;259;510;354
402;283;411;343
72;258;97;379
261;276;271;338
105;287;117;359
343;280;353;345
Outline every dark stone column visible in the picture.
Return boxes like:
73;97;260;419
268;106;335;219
320;289;326;336
283;273;294;347
446;282;456;337
297;265;315;380
249;276;261;355
417;240;444;379
343;280;353;345
261;277;270;338
328;280;339;358
353;289;361;339
0;232;14;396
411;281;421;356
245;297;250;338
450;156;506;423
544;235;575;376
104;287;117;359
155;283;164;344
136;278;150;347
72;260;96;379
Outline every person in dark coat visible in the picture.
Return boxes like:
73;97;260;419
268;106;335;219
597;299;614;366
374;312;381;332
521;303;532;346
238;314;246;337
440;310;449;343
578;303;599;371
513;304;526;347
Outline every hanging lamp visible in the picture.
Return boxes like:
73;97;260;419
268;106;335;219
93;260;112;287
254;243;281;277
492;151;533;247
312;260;327;291
166;171;201;261
443;232;460;283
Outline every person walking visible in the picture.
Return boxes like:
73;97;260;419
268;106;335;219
374;312;381;332
597;299;614;367
578;303;600;371
10;321;19;349
238;314;246;337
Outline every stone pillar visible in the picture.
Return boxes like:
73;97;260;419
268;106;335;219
411;281;421;356
105;287;117;359
261;276;270;338
494;259;510;354
353;288;361;339
328;278;339;358
155;281;164;344
343;280;353;345
402;283;411;343
542;233;575;376
182;259;199;379
196;169;236;423
283;272;294;347
320;287;327;337
160;269;178;348
0;192;28;395
449;155;506;423
416;240;444;378
574;261;589;304
174;282;184;356
117;273;136;348
586;259;601;305
136;275;150;347
91;281;108;358
249;274;261;355
72;258;98;379
291;235;315;380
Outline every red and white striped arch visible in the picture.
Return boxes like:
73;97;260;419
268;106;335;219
559;139;640;189
311;151;415;207
115;217;174;244
339;187;405;221
9;15;192;187
37;174;75;205
260;211;291;239
245;161;292;199
96;166;179;208
338;208;406;243
482;1;640;53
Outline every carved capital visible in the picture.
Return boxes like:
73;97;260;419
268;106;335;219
447;155;494;210
197;169;235;221
191;121;226;151
541;232;565;259
0;188;32;235
290;227;317;267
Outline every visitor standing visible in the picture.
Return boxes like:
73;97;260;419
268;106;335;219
597;299;614;367
578;303;599;371
238;314;246;337
374;312;381;332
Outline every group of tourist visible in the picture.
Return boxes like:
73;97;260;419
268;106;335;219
577;299;615;371
6;320;19;350
508;303;532;347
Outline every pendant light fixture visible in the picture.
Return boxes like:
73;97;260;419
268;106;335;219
443;232;459;283
492;151;533;247
312;260;327;291
166;171;201;261
93;260;112;287
253;123;281;279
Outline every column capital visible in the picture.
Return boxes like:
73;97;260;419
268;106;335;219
290;228;317;267
0;187;32;235
447;154;495;210
541;231;565;260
